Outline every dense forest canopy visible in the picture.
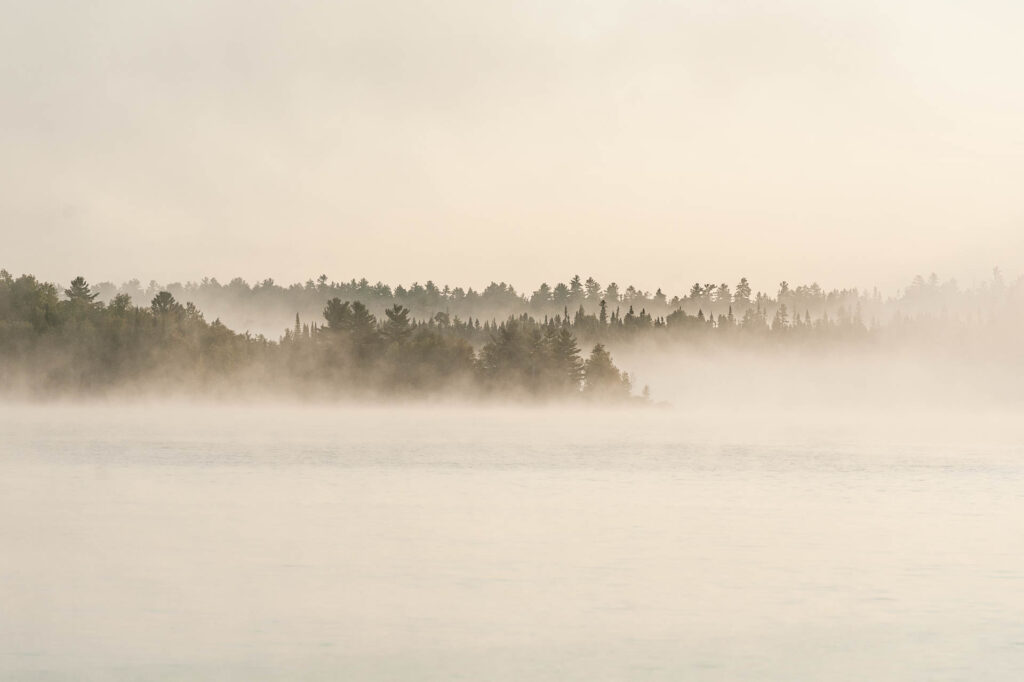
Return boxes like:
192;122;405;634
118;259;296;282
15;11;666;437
0;271;634;400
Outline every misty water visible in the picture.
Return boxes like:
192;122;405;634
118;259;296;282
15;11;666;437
3;404;1024;681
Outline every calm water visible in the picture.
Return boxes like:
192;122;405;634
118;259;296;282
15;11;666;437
2;404;1023;681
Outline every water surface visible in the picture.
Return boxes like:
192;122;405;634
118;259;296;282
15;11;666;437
2;405;1023;680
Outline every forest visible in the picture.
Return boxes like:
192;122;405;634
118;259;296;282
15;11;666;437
86;270;1023;347
0;271;634;400
3;268;1021;399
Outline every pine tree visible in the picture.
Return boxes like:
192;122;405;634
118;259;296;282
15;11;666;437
65;276;98;303
582;344;630;398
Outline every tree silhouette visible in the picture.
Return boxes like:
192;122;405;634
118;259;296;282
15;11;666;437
65;276;98;303
151;291;180;315
583;344;631;399
382;304;412;344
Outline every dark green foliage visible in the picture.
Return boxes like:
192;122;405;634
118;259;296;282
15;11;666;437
549;326;584;388
583;343;632;399
151;291;182;316
382;305;412;344
0;271;633;401
15;266;1003;400
65;276;99;304
1;272;261;393
323;298;352;330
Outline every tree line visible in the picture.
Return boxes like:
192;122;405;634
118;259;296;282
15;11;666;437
4;267;1021;397
0;271;635;400
88;270;1023;341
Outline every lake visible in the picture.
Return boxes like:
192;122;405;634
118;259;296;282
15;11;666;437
2;404;1023;680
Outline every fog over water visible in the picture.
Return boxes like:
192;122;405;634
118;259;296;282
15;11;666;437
3;402;1024;680
5;267;1020;679
4;0;1024;676
615;344;1024;411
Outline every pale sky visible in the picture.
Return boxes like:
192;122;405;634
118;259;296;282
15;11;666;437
2;0;1022;295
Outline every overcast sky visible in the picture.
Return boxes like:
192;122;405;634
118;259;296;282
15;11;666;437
2;0;1022;294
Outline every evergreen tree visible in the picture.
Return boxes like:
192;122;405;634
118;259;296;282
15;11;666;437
569;275;584;302
151;291;180;315
323;298;352;330
65;276;98;304
382;304;412;344
582;344;631;399
550;326;583;388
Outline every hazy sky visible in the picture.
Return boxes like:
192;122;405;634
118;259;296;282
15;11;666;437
2;0;1022;294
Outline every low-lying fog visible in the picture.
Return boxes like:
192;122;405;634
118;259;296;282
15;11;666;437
2;401;1023;680
612;343;1024;411
3;290;1022;679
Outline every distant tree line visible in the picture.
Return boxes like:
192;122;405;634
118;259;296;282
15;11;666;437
4;268;1021;397
0;271;635;400
87;270;1023;342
